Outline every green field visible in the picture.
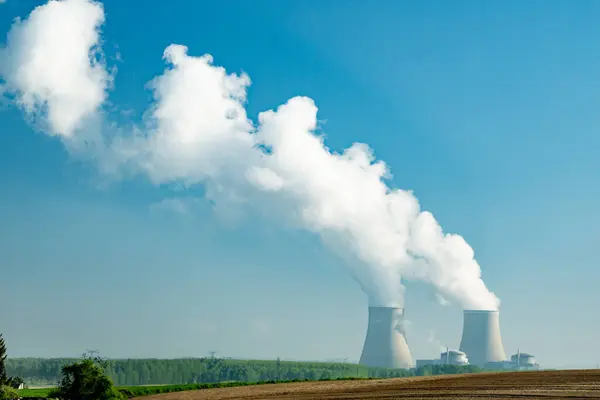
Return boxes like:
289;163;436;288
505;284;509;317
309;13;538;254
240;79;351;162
9;358;485;398
16;387;54;397
17;373;482;398
17;378;374;398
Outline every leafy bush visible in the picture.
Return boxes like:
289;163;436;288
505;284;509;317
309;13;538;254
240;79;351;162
6;377;23;389
48;357;124;400
0;385;19;400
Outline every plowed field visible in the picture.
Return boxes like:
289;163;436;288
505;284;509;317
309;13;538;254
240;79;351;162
136;370;600;399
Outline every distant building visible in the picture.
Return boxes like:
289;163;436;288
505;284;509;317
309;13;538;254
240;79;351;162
416;349;469;368
484;350;540;371
484;360;516;370
510;351;540;371
418;349;540;371
439;350;469;366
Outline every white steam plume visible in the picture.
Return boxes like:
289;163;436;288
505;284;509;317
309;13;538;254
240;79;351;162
427;330;449;354
0;0;110;137
0;0;499;311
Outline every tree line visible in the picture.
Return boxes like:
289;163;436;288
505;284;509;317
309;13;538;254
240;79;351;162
6;357;482;386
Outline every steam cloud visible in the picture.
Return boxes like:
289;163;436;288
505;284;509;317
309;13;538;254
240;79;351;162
0;0;499;311
427;330;448;354
0;0;110;137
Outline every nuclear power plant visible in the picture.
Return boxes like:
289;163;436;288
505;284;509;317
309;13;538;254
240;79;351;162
458;310;506;367
416;348;469;368
360;306;540;371
359;307;413;369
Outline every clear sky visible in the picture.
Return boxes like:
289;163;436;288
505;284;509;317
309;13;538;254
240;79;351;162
0;0;599;369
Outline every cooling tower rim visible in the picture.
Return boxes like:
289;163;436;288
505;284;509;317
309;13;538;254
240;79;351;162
368;306;404;310
463;309;499;314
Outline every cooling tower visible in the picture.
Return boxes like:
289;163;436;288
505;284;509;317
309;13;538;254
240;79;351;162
359;307;413;369
458;310;506;367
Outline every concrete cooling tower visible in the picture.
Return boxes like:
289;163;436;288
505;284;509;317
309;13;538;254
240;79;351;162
458;310;506;367
359;307;413;369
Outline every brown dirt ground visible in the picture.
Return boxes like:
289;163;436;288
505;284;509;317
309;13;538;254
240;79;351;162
136;369;600;400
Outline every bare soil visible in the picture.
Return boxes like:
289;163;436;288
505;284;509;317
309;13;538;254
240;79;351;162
136;369;600;399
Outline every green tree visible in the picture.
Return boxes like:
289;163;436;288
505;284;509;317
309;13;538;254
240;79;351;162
319;370;332;380
0;385;19;400
0;334;8;385
0;334;23;389
49;354;124;400
6;377;22;390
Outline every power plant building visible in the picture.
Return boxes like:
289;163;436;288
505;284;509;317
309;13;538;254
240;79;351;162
510;351;540;371
418;350;540;371
359;307;413;369
484;360;516;370
459;310;506;367
416;349;469;368
359;306;541;371
440;349;469;365
484;353;540;370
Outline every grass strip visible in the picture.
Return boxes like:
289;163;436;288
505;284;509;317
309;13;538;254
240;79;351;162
18;377;373;398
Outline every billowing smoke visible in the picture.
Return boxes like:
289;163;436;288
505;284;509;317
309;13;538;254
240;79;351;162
0;0;499;311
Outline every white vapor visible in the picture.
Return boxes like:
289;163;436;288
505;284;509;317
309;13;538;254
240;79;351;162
0;0;110;137
149;197;203;216
427;330;448;354
118;44;256;186
435;293;451;307
0;0;499;311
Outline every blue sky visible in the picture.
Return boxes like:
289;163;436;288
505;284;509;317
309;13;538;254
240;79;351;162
1;0;599;368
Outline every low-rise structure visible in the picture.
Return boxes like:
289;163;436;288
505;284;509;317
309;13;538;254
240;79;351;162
510;351;540;371
416;349;469;368
418;349;540;371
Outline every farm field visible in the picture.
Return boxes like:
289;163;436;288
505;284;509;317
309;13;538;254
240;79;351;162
136;369;600;399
